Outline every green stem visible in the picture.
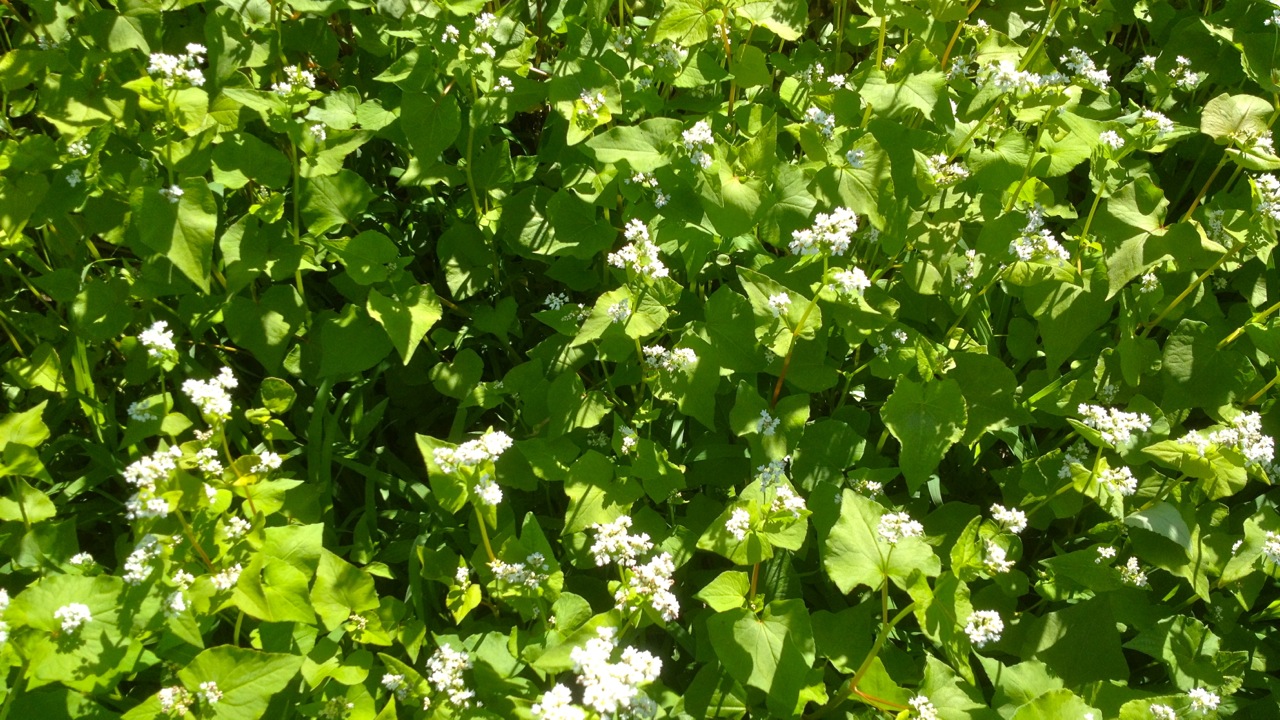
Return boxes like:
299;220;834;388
748;562;760;604
941;0;983;70
1017;0;1064;72
1141;239;1247;337
771;261;829;408
948;101;1001;162
1246;370;1280;407
1005;114;1053;212
810;601;917;718
1219;299;1280;349
874;14;887;68
1180;154;1229;223
474;503;497;563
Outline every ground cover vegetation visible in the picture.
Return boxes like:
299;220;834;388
1;0;1280;717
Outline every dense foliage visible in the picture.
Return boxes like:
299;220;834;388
3;0;1280;717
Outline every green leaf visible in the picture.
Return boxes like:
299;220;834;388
225;286;307;372
176;647;303;720
737;0;807;40
367;284;442;364
695;571;751;612
1200;93;1273;143
212;132;292;189
402;91;461;161
1160;319;1257;414
311;550;380;631
1021;598;1129;685
652;0;718;45
0;400;49;450
706;600;815;717
133;178;217;291
815;489;939;594
881;378;967;491
326;231;398;285
301;169;373;235
581;118;684;172
1011;690;1100;720
563;451;643;534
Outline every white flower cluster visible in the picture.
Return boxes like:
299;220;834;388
767;293;792;318
649;41;688;73
990;504;1027;534
1255;174;1280;222
758;410;780;436
1061;48;1110;88
964;610;1004;647
271;65;317;96
1099;130;1125;151
1169;56;1202;90
681;120;715;169
726;507;751;541
183;367;238;420
608;220;669;279
427;644;475;708
833;267;872;295
1140;109;1175;137
532;684;585;720
1059;443;1091;479
381;673;409;700
625;172;669;208
607;299;631;324
1179;412;1276;466
496;76;514;93
1187;688;1220;713
770;485;807;519
1078;404;1152;445
569;628;662;717
643;345;697;373
212;564;242;591
71;552;94;566
196;447;223;476
846;149;865;168
55;603;92;633
578;91;607;117
473;473;503;505
804;106;836;139
166;570;195;618
789;207;858;255
253;451;282;475
615;552;680;622
924;153;969;186
1263;531;1280;565
619;426;638;455
124;445;182;521
159;185;184;203
148;44;207;87
1150;703;1177;720
756;458;789;487
68;139;90;157
1010;206;1071;264
1099;466;1139;497
878;511;924;545
159;686;193;716
0;589;9;646
909;695;940;720
590;516;652;567
432;430;514;474
985;540;1015;574
198;681;222;705
124;534;164;585
139;320;176;357
1096;546;1117;563
983;60;1065;95
1140;271;1160;293
489;553;550;589
1121;556;1148;587
545;292;570;310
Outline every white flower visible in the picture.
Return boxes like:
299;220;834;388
756;459;788;487
125;493;171;520
442;25;460;43
1010;206;1071;264
758;410;780;436
590;516;653;567
432;429;514;474
924;153;969;186
490;553;550;589
1262;531;1280;564
1172;56;1201;90
1078;404;1152;445
984;60;1058;95
309;124;327;141
381;673;408;699
607;299;631;324
1061;48;1110;88
833;267;872;295
846;149;865;168
473;41;496;58
619;426;638;455
271;65;317;96
68;139;90;157
964;610;1003;647
615;552;680;622
474;11;497;35
197;681;221;705
1187;688;1220;713
226;516;251;539
642;345;697;373
474;474;503;505
1137;55;1158;73
253;451;283;474
682;120;715;168
789;206;858;256
533;684;585;720
767;293;792;317
54;603;92;633
1121;556;1148;587
984;540;1015;574
608;220;669;279
159;185;184;203
804;106;836;139
726;507;751;541
158;687;193;716
1140;109;1175;137
570;628;661;717
769;485;807;519
427;644;475;708
1255;174;1280;222
124;535;163;585
497;76;514;93
212;564;242;591
1140;271;1160;293
878;512;924;545
1099;130;1125;151
909;695;940;720
148;46;206;87
196;448;223;475
0;589;8;613
66;169;82;187
128;401;156;423
1096;546;1117;563
70;552;95;567
545;292;569;310
1099;466;1139;497
578;91;607;116
990;504;1027;534
1150;704;1178;720
183;368;237;420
